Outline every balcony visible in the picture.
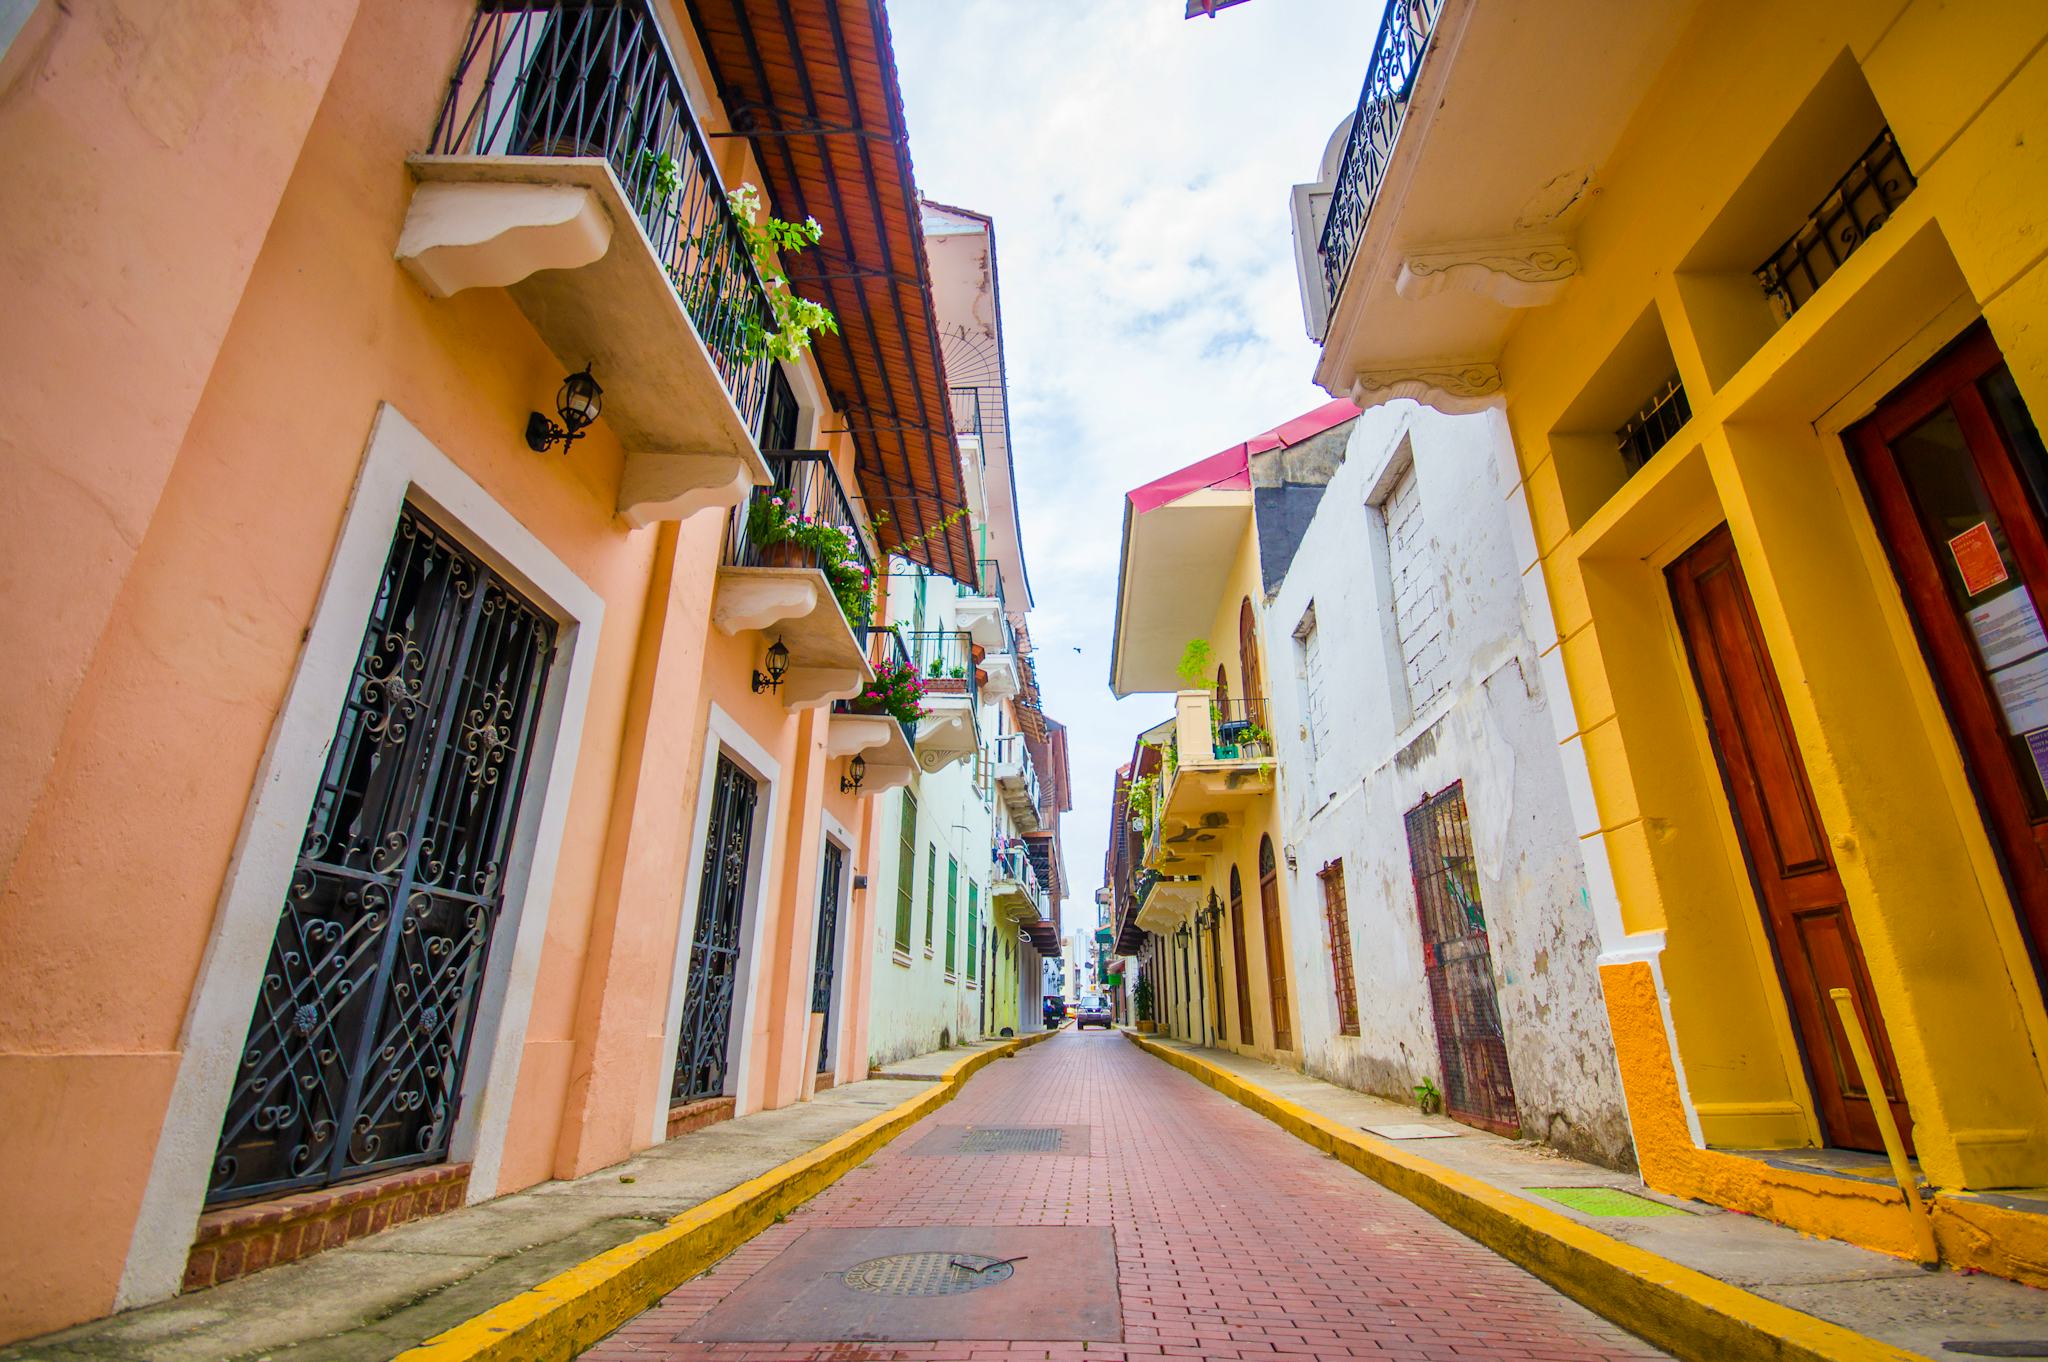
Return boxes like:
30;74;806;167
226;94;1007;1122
713;453;875;705
953;557;1007;650
1133;869;1202;936
904;628;978;772
990;842;1047;924
401;0;775;525
828;627;917;793
1295;0;1692;413
1142;694;1274;874
990;732;1042;833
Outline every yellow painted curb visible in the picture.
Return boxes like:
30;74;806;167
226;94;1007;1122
400;1029;1057;1362
1125;1032;1927;1362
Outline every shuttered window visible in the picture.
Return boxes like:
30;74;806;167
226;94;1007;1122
893;790;916;953
944;854;960;973
967;882;980;981
923;845;937;950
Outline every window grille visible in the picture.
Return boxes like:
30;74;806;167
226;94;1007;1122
1617;375;1691;474
1320;861;1360;1037
1755;127;1915;322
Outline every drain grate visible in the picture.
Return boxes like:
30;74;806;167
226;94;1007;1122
958;1126;1063;1153
1526;1186;1688;1217
840;1252;1015;1296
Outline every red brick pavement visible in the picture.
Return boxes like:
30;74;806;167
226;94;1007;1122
583;1031;1668;1361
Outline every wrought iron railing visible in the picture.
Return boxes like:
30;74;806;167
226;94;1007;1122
951;388;983;438
1755;128;1916;322
1209;698;1271;759
990;731;1042;817
957;556;1005;606
994;839;1043;901
903;628;979;708
426;0;778;432
725;452;875;629
1616;376;1691;474
1317;0;1445;314
835;626;917;747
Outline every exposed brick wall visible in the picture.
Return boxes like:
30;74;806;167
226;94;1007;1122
182;1163;469;1293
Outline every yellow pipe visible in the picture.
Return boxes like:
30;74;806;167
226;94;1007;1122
1827;988;1938;1266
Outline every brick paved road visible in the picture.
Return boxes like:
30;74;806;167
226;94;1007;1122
586;1030;1668;1360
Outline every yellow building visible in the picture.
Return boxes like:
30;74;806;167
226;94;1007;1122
1299;0;2048;1281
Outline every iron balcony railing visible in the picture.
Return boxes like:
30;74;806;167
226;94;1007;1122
725;452;875;630
1317;0;1445;314
990;731;1042;818
835;626;916;748
427;0;778;433
956;556;1005;607
994;840;1044;902
1210;698;1271;760
1755;128;1916;322
950;388;983;438
903;628;979;709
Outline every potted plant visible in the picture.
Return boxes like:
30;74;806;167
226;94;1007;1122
849;657;927;727
1133;975;1156;1034
744;494;874;628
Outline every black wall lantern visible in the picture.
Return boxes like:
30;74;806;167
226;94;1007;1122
839;753;866;795
751;637;790;693
526;365;604;453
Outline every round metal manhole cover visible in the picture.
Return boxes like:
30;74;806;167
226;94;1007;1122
840;1252;1015;1296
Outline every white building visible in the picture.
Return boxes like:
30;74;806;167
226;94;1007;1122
1256;399;1635;1167
863;203;1067;1065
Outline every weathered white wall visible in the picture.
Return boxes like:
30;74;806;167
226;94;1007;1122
1262;402;1635;1170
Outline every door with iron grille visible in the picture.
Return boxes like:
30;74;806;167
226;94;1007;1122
674;753;759;1104
811;840;845;1072
1405;784;1520;1136
209;508;556;1203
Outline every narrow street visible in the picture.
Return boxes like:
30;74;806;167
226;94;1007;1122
587;1031;1667;1361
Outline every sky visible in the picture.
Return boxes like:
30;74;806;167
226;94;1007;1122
891;0;1381;950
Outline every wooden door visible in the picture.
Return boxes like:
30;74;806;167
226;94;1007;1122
1405;783;1519;1135
1229;866;1254;1044
1849;324;2048;989
1669;526;1910;1153
1258;838;1293;1050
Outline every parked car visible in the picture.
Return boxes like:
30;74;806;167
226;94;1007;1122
1043;997;1066;1028
1075;994;1112;1030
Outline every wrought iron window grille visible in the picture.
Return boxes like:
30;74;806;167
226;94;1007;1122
1755;128;1916;322
1317;0;1446;314
426;0;778;434
1616;374;1692;475
673;753;759;1104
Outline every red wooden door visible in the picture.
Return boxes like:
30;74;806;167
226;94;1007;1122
1258;838;1293;1050
1669;526;1910;1153
1849;324;2048;989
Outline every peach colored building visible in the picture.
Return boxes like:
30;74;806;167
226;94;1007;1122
0;0;977;1342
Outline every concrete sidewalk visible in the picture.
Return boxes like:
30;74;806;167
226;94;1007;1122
3;1061;969;1362
1135;1032;2048;1360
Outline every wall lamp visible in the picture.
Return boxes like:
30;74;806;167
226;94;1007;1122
839;754;867;795
751;637;790;694
1174;921;1192;945
526;365;604;453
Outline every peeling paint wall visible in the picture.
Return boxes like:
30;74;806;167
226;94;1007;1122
1262;402;1635;1170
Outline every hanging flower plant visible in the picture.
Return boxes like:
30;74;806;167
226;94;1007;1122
746;493;874;628
851;657;927;727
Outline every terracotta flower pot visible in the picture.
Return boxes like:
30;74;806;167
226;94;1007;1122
758;541;807;570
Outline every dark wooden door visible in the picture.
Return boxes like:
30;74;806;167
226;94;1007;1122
1405;784;1519;1136
674;753;758;1104
1258;838;1293;1050
1850;324;2048;990
1229;867;1254;1044
1669;526;1910;1153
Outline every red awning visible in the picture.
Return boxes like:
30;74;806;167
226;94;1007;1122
1126;397;1359;515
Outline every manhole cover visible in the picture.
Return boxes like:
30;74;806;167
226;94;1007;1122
958;1126;1062;1153
840;1252;1015;1296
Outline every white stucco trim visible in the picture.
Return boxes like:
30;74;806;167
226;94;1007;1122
650;704;783;1139
118;403;604;1309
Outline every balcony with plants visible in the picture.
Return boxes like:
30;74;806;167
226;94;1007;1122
826;626;920;794
1134;692;1274;877
399;0;841;525
990;839;1047;925
712;452;877;706
903;628;980;772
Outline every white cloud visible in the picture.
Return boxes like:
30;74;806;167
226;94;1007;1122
893;0;1380;918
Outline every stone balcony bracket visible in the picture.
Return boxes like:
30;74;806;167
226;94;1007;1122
711;568;872;705
1393;239;1578;308
1345;362;1502;416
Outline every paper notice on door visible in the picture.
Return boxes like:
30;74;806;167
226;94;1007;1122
2026;729;2048;800
1948;521;2011;596
1967;588;2048;670
1991;652;2048;734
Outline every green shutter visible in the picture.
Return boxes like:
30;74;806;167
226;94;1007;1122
893;791;916;952
967;883;980;981
945;855;959;973
924;846;937;948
